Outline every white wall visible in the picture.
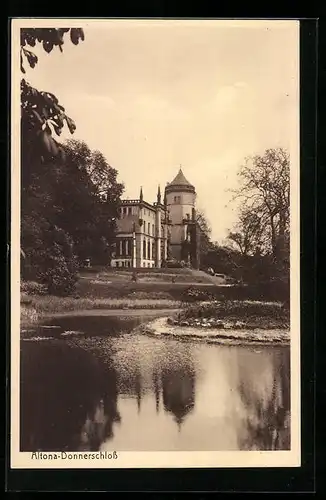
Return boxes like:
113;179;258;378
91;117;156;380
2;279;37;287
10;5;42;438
166;190;195;247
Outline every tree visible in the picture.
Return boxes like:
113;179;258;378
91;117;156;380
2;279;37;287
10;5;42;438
200;242;244;280
21;28;85;167
228;148;290;279
227;209;264;257
20;28;85;294
58;140;124;264
196;209;212;252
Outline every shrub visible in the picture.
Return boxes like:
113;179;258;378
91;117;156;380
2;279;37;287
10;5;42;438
181;286;216;302
38;244;78;296
178;299;288;323
20;281;47;296
36;227;79;296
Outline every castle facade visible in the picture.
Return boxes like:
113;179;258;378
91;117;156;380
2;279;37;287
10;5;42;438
111;168;200;269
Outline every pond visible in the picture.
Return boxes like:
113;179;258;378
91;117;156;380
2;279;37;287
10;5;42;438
20;314;291;452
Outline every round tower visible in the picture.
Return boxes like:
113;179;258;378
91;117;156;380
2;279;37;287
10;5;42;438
164;167;196;262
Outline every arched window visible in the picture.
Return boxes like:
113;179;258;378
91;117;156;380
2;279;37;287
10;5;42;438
143;238;146;259
147;240;151;260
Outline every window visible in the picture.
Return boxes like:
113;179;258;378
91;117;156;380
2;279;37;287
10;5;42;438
152;224;155;236
128;207;132;215
152;242;155;259
143;238;146;259
148;222;150;234
119;240;123;255
125;240;129;256
147;240;151;260
174;196;181;203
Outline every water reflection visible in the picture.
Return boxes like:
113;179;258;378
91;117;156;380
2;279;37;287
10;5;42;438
161;365;195;428
237;348;290;450
20;317;291;452
20;340;121;452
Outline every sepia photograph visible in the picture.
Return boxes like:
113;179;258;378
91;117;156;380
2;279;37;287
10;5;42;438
11;18;300;469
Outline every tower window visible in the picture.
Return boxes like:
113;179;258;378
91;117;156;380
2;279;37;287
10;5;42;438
148;222;150;234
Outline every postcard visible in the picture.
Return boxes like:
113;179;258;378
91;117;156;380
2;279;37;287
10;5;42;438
11;18;300;469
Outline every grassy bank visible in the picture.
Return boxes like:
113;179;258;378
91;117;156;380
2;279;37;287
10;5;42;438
173;300;290;330
20;293;181;328
20;277;289;330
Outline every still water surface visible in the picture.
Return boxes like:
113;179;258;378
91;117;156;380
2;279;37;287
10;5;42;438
20;314;290;452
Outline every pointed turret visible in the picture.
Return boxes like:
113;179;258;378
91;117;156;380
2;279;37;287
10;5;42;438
157;184;161;204
165;166;195;195
139;186;143;202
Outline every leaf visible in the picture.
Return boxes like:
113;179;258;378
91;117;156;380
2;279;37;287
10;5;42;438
43;40;53;53
45;123;52;135
20;54;25;73
31;109;44;125
65;116;76;134
46;92;59;104
70;28;80;45
54;125;62;136
25;50;38;68
20;31;27;46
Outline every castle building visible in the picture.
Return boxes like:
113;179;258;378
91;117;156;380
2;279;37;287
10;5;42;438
111;185;168;268
111;168;200;269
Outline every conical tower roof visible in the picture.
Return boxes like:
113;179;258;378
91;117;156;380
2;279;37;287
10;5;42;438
165;167;195;194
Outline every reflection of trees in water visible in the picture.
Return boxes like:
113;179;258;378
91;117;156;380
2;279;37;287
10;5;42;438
237;348;290;451
20;341;120;452
78;359;121;451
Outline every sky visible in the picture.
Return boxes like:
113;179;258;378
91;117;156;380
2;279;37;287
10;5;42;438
20;19;299;242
